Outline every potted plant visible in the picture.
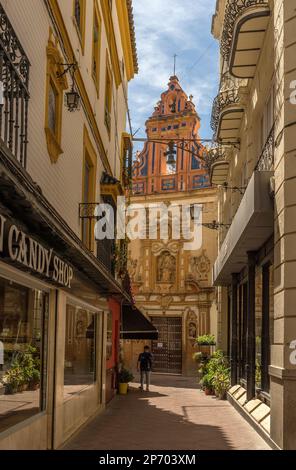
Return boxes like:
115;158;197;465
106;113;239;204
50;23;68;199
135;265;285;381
28;369;41;391
200;373;214;395
199;350;229;398
2;367;22;395
118;368;134;395
212;366;230;400
196;334;216;346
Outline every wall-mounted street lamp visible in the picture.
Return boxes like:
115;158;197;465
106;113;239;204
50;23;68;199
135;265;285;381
201;220;231;231
57;62;81;112
220;182;246;195
189;205;231;230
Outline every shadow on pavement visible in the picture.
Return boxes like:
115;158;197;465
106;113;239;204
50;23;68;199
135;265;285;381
64;388;235;451
131;374;200;390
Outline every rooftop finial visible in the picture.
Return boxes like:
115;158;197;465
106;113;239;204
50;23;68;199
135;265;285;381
173;53;177;76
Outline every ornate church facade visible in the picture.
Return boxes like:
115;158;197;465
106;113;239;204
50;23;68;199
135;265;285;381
124;76;218;376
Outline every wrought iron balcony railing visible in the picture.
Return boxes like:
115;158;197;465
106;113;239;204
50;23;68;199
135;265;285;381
0;4;30;168
255;125;274;171
203;144;226;174
211;72;243;135
221;0;269;62
79;202;116;276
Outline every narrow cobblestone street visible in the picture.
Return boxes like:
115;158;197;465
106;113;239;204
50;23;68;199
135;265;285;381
64;376;271;451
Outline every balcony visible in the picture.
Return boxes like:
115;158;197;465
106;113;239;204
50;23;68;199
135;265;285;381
213;170;274;285
211;72;247;144
221;0;270;79
0;4;30;168
204;145;230;186
255;125;274;171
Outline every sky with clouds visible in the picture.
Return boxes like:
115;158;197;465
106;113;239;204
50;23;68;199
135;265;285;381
129;0;219;153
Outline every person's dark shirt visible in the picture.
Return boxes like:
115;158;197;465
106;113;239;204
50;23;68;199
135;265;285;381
138;352;153;371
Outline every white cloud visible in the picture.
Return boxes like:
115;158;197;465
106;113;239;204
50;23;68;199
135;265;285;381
129;0;219;141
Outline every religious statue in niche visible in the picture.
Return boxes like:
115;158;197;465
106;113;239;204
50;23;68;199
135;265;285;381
157;251;176;283
190;249;211;282
186;308;198;346
188;322;197;339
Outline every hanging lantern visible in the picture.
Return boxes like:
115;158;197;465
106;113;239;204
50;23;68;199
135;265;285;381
57;62;81;112
65;84;81;112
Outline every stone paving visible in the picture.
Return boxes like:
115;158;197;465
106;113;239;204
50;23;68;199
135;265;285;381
63;375;271;450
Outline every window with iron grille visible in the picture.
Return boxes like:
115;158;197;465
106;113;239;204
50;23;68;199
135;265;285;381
0;4;30;168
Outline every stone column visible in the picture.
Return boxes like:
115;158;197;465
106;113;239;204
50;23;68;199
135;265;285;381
270;0;296;450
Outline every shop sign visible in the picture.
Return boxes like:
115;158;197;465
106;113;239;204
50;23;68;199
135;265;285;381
0;213;73;288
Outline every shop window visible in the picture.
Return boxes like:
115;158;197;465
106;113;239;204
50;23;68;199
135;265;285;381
45;30;68;163
64;304;96;399
92;3;101;96
104;58;113;135
239;283;247;382
269;266;274;353
73;0;86;53
255;267;262;388
0;277;48;433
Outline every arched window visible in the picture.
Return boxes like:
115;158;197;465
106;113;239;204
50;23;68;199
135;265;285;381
165;142;177;174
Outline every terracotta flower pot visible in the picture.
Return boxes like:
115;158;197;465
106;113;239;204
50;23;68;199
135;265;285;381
18;383;27;392
218;391;227;400
205;387;213;396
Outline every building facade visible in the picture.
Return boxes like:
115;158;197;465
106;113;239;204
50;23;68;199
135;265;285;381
211;0;296;450
124;77;218;376
0;0;137;449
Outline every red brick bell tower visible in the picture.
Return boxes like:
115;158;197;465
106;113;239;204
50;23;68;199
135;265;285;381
133;76;210;195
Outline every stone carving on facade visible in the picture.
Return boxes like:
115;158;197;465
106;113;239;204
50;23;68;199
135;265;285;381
157;251;176;283
152;241;179;256
189;249;211;282
156;294;174;310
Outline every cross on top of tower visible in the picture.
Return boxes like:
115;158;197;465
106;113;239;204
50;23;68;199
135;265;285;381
173;54;177;76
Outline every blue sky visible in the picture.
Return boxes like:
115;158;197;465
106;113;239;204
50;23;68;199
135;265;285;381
129;0;219;153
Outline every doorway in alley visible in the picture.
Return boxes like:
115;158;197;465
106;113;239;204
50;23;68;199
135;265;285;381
150;317;182;374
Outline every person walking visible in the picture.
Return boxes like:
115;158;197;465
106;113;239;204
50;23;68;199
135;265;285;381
137;345;153;391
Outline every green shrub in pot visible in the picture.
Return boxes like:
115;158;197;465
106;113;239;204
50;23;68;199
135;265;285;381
196;334;216;346
212;366;230;400
118;368;134;384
